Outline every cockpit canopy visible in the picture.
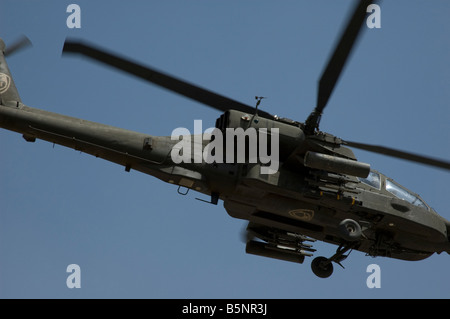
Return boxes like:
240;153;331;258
385;178;428;209
359;171;429;210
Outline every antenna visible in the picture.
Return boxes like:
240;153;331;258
248;96;267;127
254;96;266;111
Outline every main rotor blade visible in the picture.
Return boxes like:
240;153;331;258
63;40;273;118
344;140;450;171
4;36;32;57
305;0;375;133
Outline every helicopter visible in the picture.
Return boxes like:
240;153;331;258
1;0;449;279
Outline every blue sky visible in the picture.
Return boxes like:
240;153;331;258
1;1;449;298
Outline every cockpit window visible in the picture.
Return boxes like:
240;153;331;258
386;179;428;209
358;171;381;189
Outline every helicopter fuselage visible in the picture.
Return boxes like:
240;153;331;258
1;101;449;264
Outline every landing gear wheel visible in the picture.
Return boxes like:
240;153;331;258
311;256;334;278
339;219;362;241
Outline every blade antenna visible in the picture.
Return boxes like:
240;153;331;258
254;96;266;113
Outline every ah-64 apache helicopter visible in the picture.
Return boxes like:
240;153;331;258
1;0;449;278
